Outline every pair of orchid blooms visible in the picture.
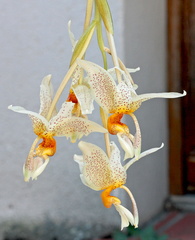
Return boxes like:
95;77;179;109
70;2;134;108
8;0;186;230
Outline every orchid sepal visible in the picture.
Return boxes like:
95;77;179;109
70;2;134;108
124;143;164;171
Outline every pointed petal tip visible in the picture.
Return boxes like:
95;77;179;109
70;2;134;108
46;74;52;79
160;142;164;148
183;90;187;96
42;74;52;85
78;141;86;150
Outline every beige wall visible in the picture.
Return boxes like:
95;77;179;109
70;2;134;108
0;0;168;238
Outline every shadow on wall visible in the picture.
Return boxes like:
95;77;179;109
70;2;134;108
0;217;115;240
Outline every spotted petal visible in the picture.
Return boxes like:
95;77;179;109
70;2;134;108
8;105;48;135
72;84;94;114
48;102;107;142
23;155;49;182
74;141;126;191
77;59;117;113
39;75;54;118
132;91;187;104
113;81;133;113
109;142;127;184
74;141;112;190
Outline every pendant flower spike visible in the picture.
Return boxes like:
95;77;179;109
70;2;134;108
77;59;186;160
8;75;107;181
74;140;164;230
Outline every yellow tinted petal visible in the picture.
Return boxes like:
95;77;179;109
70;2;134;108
39;75;54;118
77;59;117;113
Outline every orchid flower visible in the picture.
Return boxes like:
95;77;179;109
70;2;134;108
8;75;107;181
74;140;164;230
77;59;186;160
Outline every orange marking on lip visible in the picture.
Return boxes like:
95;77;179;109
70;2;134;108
66;89;78;104
108;113;129;135
101;186;121;208
36;133;56;157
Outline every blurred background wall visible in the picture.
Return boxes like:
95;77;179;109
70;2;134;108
124;0;168;224
0;0;168;239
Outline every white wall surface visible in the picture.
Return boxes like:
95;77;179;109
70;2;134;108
0;0;168;238
124;0;168;224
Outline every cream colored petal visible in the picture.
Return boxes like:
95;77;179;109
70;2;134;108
127;67;140;73
132;90;187;104
23;156;49;181
109;142;127;185
71;66;83;86
68;20;78;51
8;105;48;135
129;113;141;160
108;67;137;92
124;143;164;171
113;81;132;113
120;186;139;228
31;157;50;180
74;154;84;172
75;141;126;191
117;133;135;160
49;115;107;141
23;164;32;182
79;173;93;189
77;59;117;113
39;75;54;118
114;204;134;230
72;84;94;114
48;102;74;131
76;141;112;190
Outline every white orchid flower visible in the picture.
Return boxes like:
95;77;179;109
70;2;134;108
74;140;164;229
8;75;107;181
77;59;186;160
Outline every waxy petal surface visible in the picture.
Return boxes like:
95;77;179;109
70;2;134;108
75;141;112;190
124;143;164;170
132;91;187;104
72;84;94;114
48;102;107;139
77;59;117;113
114;204;134;230
39;75;54;118
8;105;48;135
75;141;126;191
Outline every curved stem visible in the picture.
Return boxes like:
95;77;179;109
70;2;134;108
46;62;77;120
105;47;135;85
106;31;122;83
120;185;139;228
117;58;135;86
